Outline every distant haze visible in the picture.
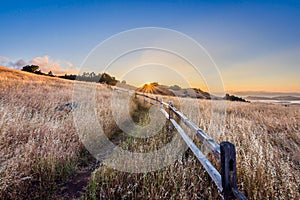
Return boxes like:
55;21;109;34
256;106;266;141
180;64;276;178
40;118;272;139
229;91;300;98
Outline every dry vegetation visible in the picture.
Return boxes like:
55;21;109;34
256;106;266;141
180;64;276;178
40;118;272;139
0;66;299;199
83;97;299;200
0;67;122;199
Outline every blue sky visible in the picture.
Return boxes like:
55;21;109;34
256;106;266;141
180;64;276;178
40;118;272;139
0;0;299;92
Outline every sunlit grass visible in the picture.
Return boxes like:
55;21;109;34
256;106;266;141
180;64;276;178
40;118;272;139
1;67;299;199
0;68;128;199
83;96;300;199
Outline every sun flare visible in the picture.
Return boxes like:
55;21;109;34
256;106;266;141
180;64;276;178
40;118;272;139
143;82;156;93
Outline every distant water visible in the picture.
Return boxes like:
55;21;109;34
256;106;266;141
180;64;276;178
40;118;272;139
250;100;300;104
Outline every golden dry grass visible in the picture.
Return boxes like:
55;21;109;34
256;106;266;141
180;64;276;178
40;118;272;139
0;66;299;199
83;96;300;199
0;67;123;199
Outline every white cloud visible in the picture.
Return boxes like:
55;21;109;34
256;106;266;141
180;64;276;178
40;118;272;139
30;56;80;75
0;55;80;75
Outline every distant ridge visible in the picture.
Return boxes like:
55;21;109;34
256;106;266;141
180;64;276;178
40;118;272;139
136;83;175;97
246;96;300;101
136;83;219;100
232;91;300;98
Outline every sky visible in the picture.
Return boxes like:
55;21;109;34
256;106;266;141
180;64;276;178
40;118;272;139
0;0;299;94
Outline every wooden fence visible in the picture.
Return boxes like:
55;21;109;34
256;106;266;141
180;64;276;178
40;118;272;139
114;88;247;200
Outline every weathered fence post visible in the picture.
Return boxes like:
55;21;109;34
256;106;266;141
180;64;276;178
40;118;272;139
169;101;174;119
221;142;237;200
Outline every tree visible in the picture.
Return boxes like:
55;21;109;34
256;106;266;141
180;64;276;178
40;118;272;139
169;85;181;91
21;65;39;73
48;71;54;76
35;70;43;75
82;72;90;77
224;93;247;102
99;73;117;85
90;72;96;77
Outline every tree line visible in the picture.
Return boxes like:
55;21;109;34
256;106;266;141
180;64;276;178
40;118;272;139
21;65;55;77
21;65;119;86
223;93;247;102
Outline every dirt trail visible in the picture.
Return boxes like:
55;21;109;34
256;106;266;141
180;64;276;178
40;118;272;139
65;170;92;199
63;165;98;199
56;100;146;199
55;132;127;200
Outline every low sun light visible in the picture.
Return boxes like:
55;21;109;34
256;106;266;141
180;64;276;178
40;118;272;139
144;82;155;93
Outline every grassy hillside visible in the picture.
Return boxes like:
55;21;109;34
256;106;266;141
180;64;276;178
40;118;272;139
0;66;70;82
0;66;299;199
0;67;126;199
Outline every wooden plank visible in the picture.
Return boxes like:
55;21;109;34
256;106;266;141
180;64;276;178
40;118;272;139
138;92;168;106
169;105;221;160
169;117;223;191
160;107;222;191
160;108;169;118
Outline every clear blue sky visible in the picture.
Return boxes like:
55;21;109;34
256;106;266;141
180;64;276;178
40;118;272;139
0;0;299;92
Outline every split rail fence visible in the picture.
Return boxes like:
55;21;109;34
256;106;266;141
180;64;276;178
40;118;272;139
114;87;247;200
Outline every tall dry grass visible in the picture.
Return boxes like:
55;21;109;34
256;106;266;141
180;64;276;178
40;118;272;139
83;96;299;199
1;67;299;199
0;68;128;199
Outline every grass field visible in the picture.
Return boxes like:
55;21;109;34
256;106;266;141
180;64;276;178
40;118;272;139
0;67;124;199
0;66;299;199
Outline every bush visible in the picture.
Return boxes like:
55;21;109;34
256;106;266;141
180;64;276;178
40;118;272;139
21;65;39;73
224;93;247;102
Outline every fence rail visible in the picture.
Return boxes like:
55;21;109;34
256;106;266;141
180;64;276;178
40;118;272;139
114;88;247;200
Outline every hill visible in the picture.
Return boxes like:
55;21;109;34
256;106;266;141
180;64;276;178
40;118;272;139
0;66;136;89
0;66;72;83
136;82;238;100
136;82;214;99
136;83;175;96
